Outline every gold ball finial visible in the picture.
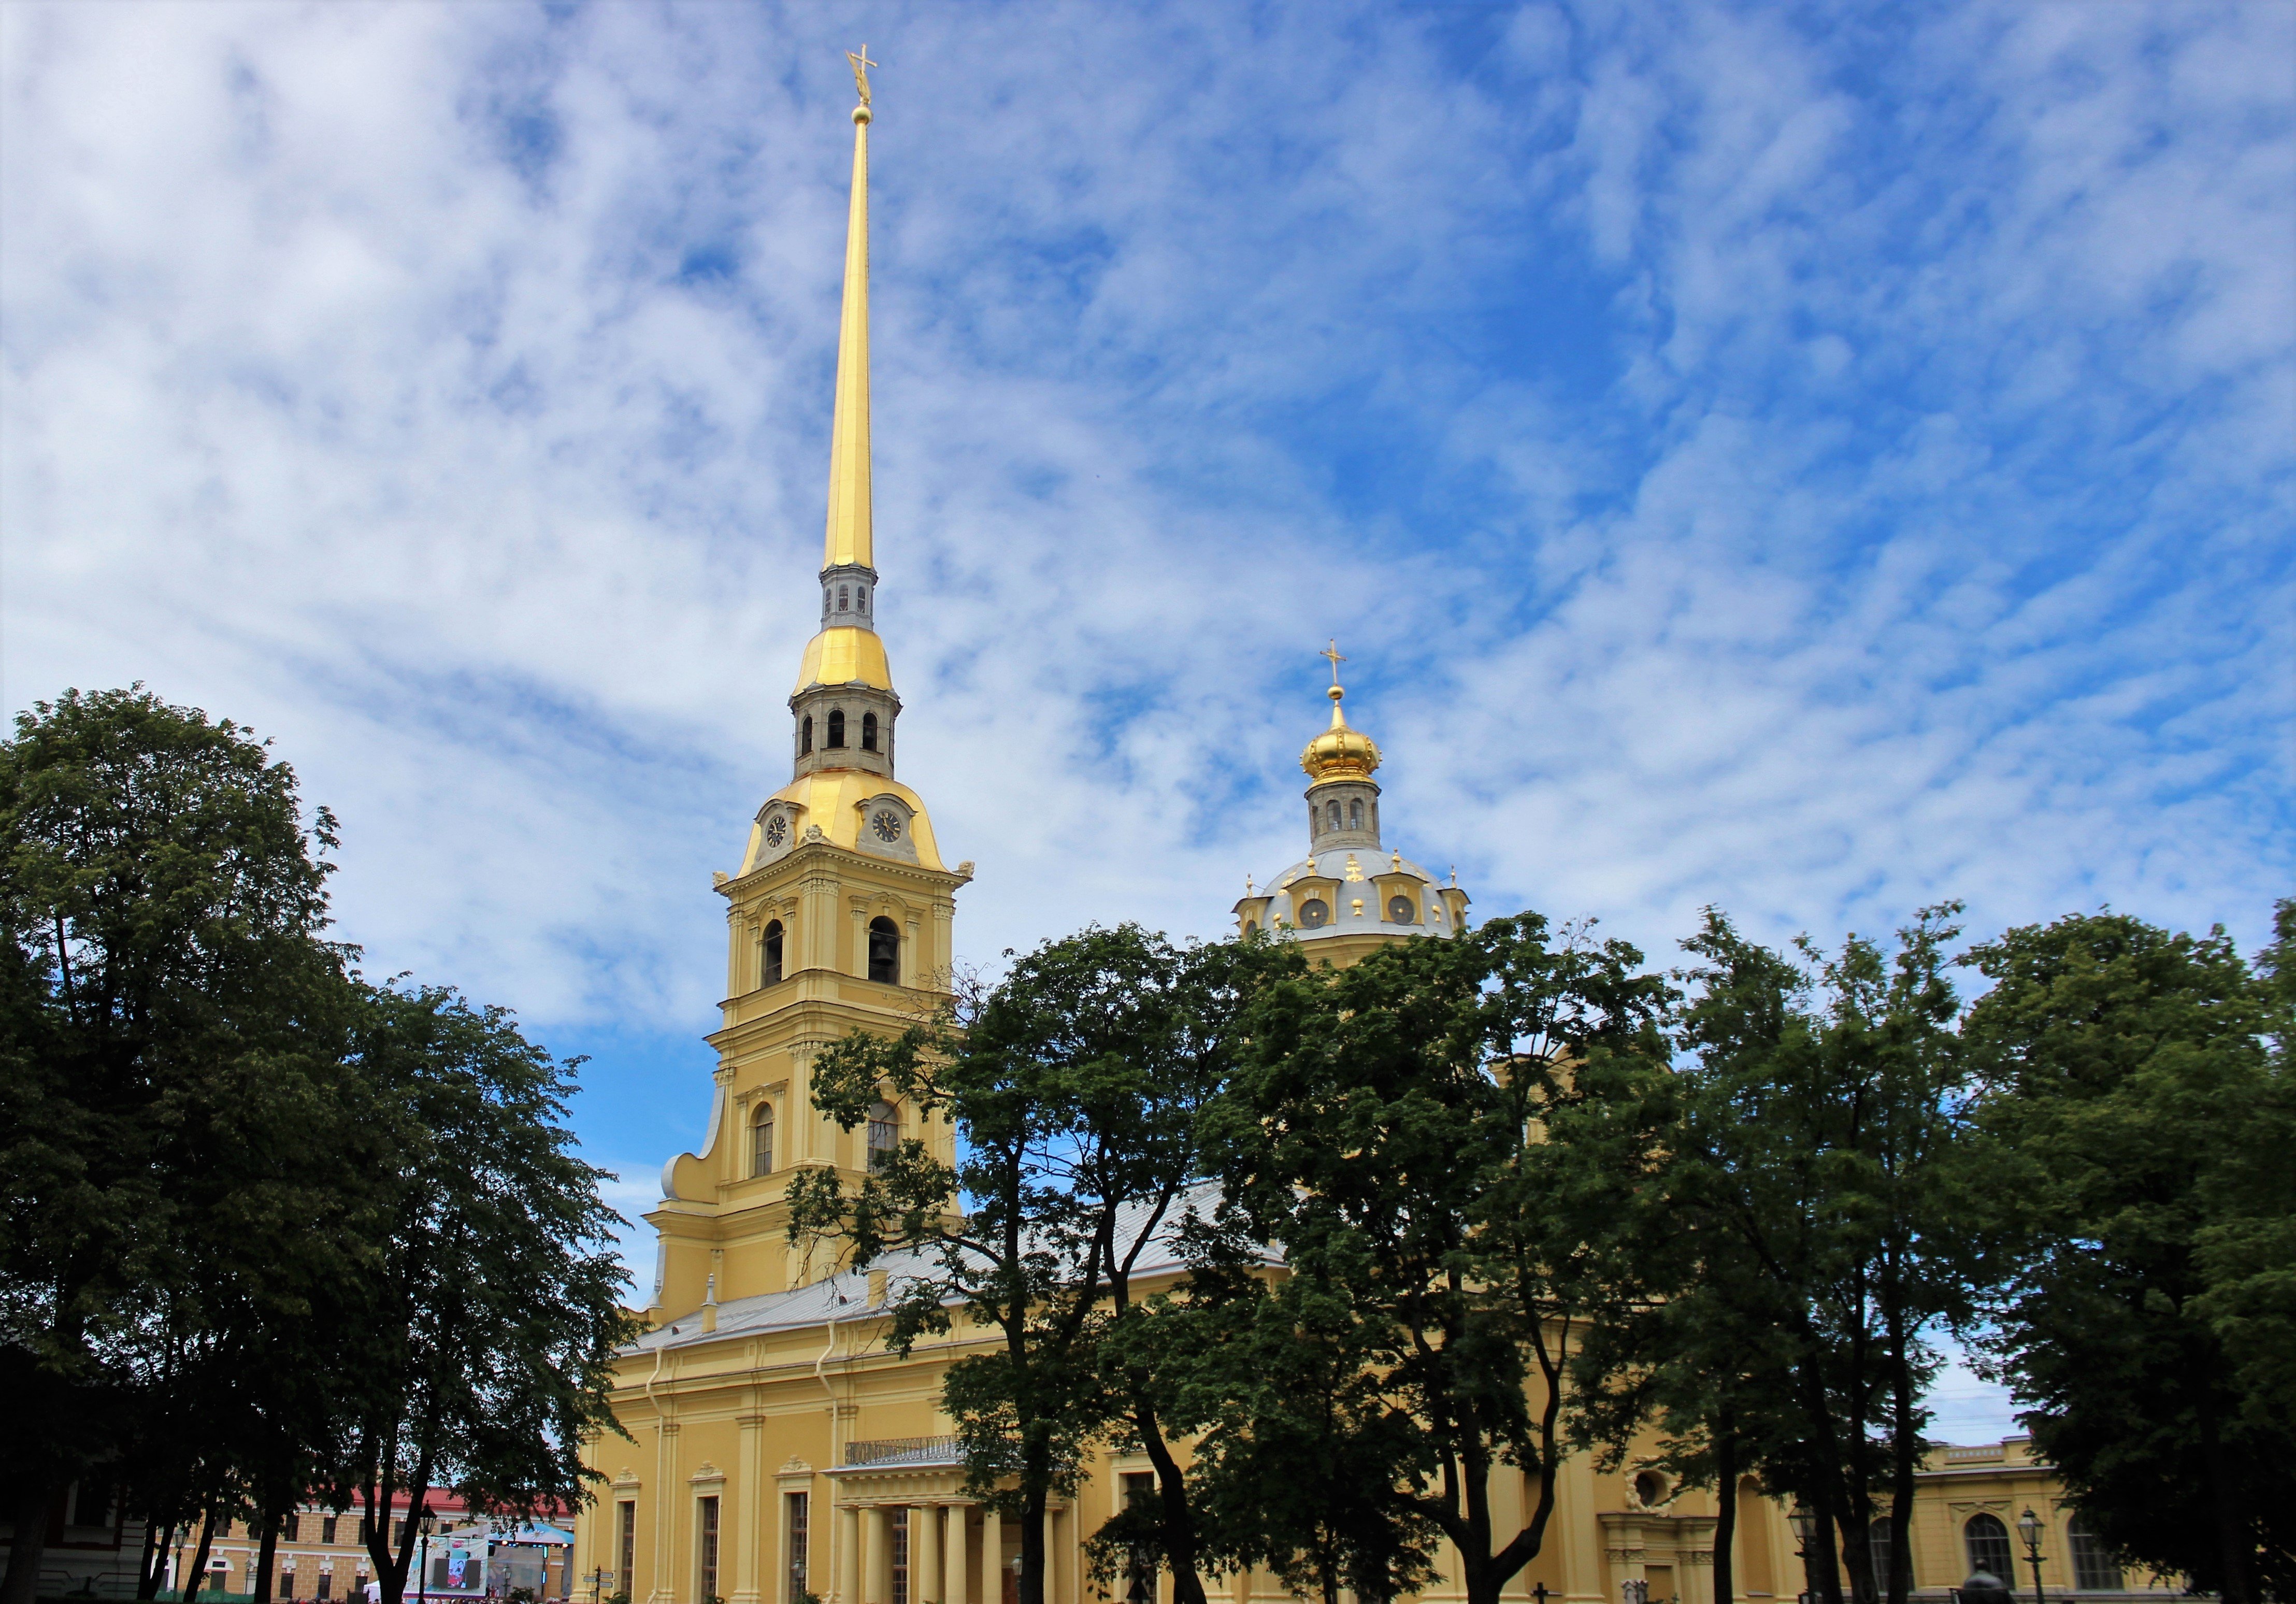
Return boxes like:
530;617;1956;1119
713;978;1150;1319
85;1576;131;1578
853;105;872;124
1327;684;1344;704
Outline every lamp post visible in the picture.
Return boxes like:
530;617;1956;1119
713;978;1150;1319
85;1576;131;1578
419;1514;438;1604
1788;1506;1820;1604
2016;1510;2047;1604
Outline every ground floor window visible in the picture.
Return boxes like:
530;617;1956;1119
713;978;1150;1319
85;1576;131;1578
2070;1521;2123;1592
1965;1513;2014;1581
785;1493;809;1604
697;1497;721;1604
619;1501;638;1597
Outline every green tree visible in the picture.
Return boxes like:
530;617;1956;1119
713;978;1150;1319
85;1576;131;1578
0;687;354;1604
1141;1237;1439;1604
321;982;638;1604
788;925;1281;1604
1208;912;1672;1604
1963;908;2296;1604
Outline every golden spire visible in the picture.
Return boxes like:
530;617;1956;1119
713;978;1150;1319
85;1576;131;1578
1301;639;1382;781
823;46;877;571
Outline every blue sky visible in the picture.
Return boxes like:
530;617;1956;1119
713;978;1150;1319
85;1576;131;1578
4;1;2290;1440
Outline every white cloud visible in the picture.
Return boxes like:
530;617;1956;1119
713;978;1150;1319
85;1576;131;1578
3;0;2288;1061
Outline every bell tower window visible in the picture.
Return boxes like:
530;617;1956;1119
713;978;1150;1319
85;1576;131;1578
867;916;900;984
752;1103;774;1177
837;585;850;612
1326;800;1341;830
827;709;846;748
1348;799;1364;829
862;711;879;752
799;715;813;755
761;920;784;986
867;1099;899;1171
857;586;868;612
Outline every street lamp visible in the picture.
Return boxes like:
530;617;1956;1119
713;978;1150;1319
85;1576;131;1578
2016;1509;2047;1604
419;1514;438;1604
1788;1506;1820;1604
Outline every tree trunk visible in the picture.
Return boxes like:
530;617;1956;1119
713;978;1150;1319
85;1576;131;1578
0;1478;59;1604
138;1515;169;1600
2197;1404;2253;1604
1017;1485;1047;1604
255;1509;281;1604
1713;1419;1739;1604
1808;1472;1844;1604
182;1510;221;1604
1132;1397;1208;1604
1885;1337;1919;1604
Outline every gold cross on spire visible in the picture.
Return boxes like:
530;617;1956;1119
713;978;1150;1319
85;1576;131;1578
1321;639;1346;685
848;44;877;105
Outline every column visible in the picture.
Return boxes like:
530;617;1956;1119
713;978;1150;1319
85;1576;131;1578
946;1508;971;1604
988;1511;1008;1604
734;1414;766;1604
916;1508;941;1604
839;1508;860;1604
863;1509;890;1604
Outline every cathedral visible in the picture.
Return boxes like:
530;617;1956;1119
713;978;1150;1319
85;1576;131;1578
571;65;1796;1604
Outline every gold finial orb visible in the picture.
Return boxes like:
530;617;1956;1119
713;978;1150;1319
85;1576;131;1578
853;105;872;124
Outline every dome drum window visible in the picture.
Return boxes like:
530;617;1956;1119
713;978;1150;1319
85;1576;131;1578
1297;898;1331;928
1387;895;1416;924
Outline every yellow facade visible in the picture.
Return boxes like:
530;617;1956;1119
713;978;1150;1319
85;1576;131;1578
1891;1438;2178;1601
571;68;2078;1604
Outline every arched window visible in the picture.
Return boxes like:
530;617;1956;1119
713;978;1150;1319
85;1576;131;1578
1868;1517;1912;1593
760;920;784;986
1326;800;1341;829
837;585;850;612
867;915;900;983
1964;1514;2013;1581
799;714;813;755
2069;1519;2121;1591
752;1103;774;1177
857;586;868;612
862;711;879;752
867;1099;899;1171
1349;799;1364;829
1633;1471;1668;1509
1387;895;1415;924
827;709;846;748
1242;918;1258;937
1298;898;1330;928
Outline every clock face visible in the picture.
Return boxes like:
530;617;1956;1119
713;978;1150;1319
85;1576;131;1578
765;814;788;848
871;809;904;843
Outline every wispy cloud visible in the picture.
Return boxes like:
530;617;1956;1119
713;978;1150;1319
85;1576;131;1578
5;0;2289;1151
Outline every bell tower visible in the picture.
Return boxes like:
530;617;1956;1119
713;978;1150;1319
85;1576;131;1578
643;64;969;1322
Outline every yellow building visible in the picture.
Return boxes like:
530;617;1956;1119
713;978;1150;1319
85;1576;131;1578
1887;1438;2179;1603
576;67;2138;1604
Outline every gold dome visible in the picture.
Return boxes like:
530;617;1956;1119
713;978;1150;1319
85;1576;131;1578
1301;684;1382;781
